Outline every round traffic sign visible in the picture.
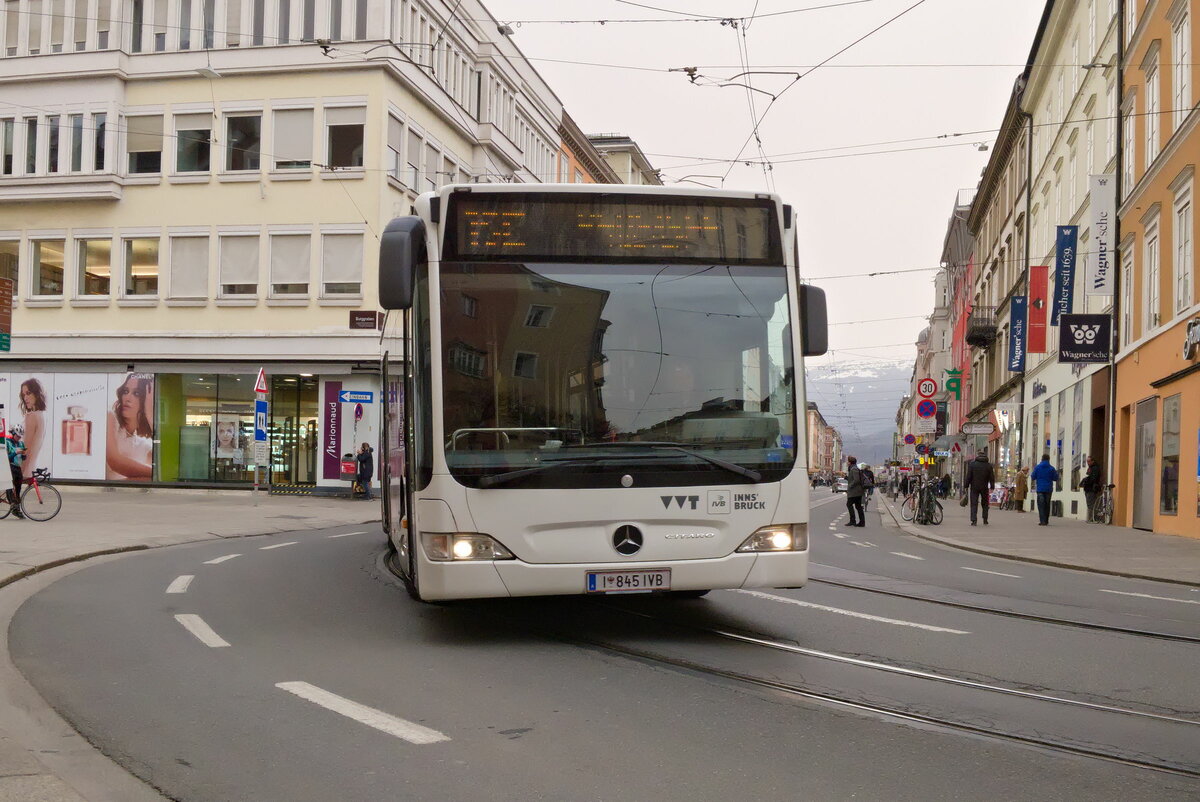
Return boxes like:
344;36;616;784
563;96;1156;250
915;444;929;454
916;398;937;418
917;378;938;398
903;434;916;445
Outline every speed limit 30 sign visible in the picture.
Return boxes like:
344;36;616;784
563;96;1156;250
917;378;939;398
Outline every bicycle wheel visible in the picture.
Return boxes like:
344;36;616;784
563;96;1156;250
900;494;917;521
929;500;943;525
1093;496;1112;526
21;483;62;521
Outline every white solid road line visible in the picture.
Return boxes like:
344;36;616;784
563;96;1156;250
328;531;369;538
961;567;1022;579
203;554;241;565
259;541;298;550
276;682;450;745
732;590;969;634
165;575;194;594
1099;589;1200;605
891;552;925;560
174;614;231;648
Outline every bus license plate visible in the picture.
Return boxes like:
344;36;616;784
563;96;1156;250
586;569;671;594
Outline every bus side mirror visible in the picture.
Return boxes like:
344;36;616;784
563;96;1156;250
799;284;828;357
378;216;426;310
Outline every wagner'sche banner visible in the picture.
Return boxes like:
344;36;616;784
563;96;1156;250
1053;225;1078;325
1029;265;1049;353
1086;174;1116;296
1058;314;1112;363
1008;295;1027;371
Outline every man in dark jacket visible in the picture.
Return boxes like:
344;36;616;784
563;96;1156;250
845;456;866;527
1080;456;1102;521
964;452;995;526
355;442;375;501
1030;454;1059;525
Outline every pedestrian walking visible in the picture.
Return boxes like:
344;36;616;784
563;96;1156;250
1013;466;1029;513
1080;456;1102;522
963;452;995;526
1030;454;1059;525
355;442;375;501
845;456;866;527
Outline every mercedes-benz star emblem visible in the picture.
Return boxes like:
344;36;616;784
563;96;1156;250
612;525;643;556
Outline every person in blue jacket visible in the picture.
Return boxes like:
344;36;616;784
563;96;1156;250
1030;454;1060;526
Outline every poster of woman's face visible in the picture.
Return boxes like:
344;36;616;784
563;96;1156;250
106;373;155;481
14;373;54;479
214;418;244;462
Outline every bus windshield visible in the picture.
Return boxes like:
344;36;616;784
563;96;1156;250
440;261;796;488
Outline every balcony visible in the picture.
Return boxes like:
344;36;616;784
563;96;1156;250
964;306;998;349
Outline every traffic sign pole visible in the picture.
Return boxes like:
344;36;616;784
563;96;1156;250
253;368;268;505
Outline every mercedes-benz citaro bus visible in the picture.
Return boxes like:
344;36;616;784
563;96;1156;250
378;184;827;602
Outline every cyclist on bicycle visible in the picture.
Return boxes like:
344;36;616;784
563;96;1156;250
861;465;876;505
5;429;26;520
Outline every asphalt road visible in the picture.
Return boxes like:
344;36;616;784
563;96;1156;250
9;506;1200;801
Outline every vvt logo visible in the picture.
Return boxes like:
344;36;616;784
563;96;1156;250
1070;323;1101;345
661;495;699;510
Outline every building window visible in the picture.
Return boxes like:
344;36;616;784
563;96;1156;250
524;304;553;328
46;115;59;173
1;119;13;175
449;343;485;378
1144;222;1160;332
270;233;310;295
32;239;65;296
320;232;363;295
180;0;192;47
77;239;112;295
25;117;37;174
69;114;83;172
329;0;341;40
1121;244;1134;345
1176;187;1193;314
575;168;584;183
169;236;209;298
93;112;106;171
406;131;422;187
277;0;289;42
1121;103;1135;194
513;351;537;379
219;235;259;296
225;114;261;171
175;113;212;173
273;108;312;170
423;143;437;191
461;294;477;318
1175;14;1191;130
1144;63;1159;167
126;115;163;174
386;115;402;179
124;237;159;296
1160;394;1180;514
0;240;17;294
324;107;365;168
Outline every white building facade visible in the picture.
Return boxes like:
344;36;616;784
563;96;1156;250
0;0;591;491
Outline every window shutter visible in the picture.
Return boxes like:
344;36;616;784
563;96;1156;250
220;235;260;291
127;115;163;152
273;109;313;164
322;233;363;288
324;106;365;126
174;113;212;131
170;236;209;298
271;233;310;292
388;116;403;152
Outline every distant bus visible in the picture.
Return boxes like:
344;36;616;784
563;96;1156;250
378;184;827;601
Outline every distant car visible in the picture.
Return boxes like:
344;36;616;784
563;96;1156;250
834;477;848;493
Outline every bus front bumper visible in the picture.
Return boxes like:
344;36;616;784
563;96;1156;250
414;551;808;600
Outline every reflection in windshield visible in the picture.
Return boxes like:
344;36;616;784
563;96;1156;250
440;262;795;487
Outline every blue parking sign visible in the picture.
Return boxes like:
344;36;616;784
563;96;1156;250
255;399;268;442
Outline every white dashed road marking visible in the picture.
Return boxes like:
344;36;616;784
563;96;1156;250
260;541;298;550
961;567;1022;578
833;533;849;539
1098;589;1200;605
204;554;241;565
732;590;970;634
891;552;925;560
328;531;369;538
175;614;231;648
850;541;874;548
275;682;450;744
166;575;194;594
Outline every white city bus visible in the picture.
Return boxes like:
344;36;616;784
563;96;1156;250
378;184;827;601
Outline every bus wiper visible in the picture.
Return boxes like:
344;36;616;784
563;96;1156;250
476;454;658;488
564;441;763;482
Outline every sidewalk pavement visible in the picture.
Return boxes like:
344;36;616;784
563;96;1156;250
878;490;1200;587
0;485;379;801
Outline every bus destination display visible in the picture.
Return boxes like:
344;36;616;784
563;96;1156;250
446;193;781;264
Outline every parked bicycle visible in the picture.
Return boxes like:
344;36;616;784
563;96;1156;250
1091;483;1115;525
901;476;942;525
1;468;62;522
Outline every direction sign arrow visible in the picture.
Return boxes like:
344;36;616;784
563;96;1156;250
961;421;996;435
338;390;374;404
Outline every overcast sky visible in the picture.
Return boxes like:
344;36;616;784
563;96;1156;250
483;0;1047;376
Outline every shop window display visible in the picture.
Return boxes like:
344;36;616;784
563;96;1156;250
1161;394;1180;515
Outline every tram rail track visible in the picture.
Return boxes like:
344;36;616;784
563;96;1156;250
808;576;1200;645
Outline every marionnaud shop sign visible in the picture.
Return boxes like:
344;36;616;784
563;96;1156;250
1008;295;1027;372
1052;225;1078;326
1058;313;1112;363
1086;174;1116;295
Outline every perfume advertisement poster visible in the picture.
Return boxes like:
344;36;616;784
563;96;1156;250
106;372;155;481
11;373;56;480
53;374;109;479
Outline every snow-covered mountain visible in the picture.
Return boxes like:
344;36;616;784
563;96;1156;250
803;361;911;466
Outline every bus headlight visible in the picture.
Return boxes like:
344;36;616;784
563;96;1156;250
737;524;808;553
422;533;516;562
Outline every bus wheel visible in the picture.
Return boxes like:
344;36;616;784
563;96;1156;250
668;590;710;599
